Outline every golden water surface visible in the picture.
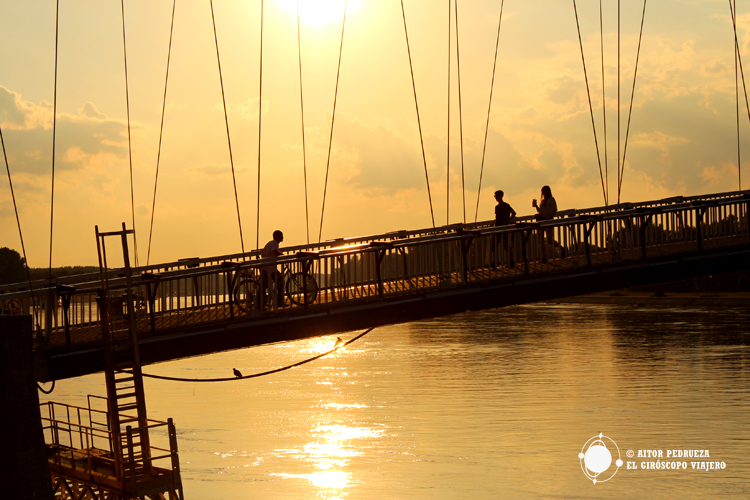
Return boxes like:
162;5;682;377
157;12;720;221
45;303;750;499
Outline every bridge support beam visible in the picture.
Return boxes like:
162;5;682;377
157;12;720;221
0;315;53;500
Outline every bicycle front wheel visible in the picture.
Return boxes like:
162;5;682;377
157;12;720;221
285;272;319;306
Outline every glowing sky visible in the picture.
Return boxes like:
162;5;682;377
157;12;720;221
1;0;748;266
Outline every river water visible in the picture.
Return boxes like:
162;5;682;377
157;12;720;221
44;303;750;499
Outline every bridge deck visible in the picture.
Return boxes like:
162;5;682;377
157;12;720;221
2;190;749;380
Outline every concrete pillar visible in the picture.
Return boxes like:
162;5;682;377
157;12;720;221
0;315;53;499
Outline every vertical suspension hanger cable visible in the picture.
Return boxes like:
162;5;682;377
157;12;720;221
446;0;451;226
48;0;60;278
256;0;265;253
618;0;648;202
729;0;750;191
318;0;348;243
400;0;436;229
598;0;608;207
297;0;310;244
210;0;245;254
146;0;177;266
617;0;621;205
735;0;741;191
573;0;607;206
120;0;139;267
474;0;505;223
1;125;41;331
454;0;466;224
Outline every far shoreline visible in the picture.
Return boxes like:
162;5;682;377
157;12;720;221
549;291;750;307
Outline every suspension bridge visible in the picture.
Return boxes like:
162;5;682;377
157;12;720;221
3;2;750;500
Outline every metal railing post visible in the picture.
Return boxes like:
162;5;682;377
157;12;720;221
521;228;533;275
583;221;596;266
695;205;708;251
639;213;653;259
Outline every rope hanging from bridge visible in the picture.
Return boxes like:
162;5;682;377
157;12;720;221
48;0;60;278
120;0;139;267
318;0;348;243
454;0;467;224
37;381;55;394
211;0;246;255
1;124;41;331
129;328;374;382
297;0;310;245
730;0;750;191
400;0;436;228
618;0;647;204
474;0;505;223
572;0;607;207
146;0;177;266
256;0;266;254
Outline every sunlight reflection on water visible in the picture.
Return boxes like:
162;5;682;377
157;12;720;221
43;303;750;499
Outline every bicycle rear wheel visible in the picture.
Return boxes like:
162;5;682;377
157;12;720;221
234;277;261;313
285;272;319;306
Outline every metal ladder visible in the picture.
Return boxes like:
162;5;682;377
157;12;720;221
95;223;152;481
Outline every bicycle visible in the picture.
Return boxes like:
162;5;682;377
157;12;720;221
233;264;319;312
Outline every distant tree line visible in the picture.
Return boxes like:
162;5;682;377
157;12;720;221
0;247;98;286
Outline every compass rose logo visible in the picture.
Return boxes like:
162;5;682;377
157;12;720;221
578;433;623;484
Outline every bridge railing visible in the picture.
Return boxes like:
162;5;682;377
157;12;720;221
4;189;747;300
2;191;749;344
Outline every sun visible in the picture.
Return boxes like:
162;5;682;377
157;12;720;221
278;0;355;27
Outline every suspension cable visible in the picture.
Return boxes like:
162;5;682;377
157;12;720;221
400;0;436;228
130;328;374;382
599;0;609;206
618;0;647;203
120;0;139;266
474;0;505;222
297;0;310;244
735;0;741;192
1;125;41;331
617;0;621;205
730;0;750;191
446;0;451;225
572;0;607;206
210;0;245;254
146;0;176;266
454;0;466;224
318;0;348;243
256;0;265;253
48;0;60;277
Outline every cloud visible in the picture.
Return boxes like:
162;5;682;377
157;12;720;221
193;163;251;176
0;87;132;176
223;97;268;122
701;162;738;187
79;102;106;119
328;115;426;194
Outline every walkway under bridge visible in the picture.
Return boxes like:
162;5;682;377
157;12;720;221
3;190;750;382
